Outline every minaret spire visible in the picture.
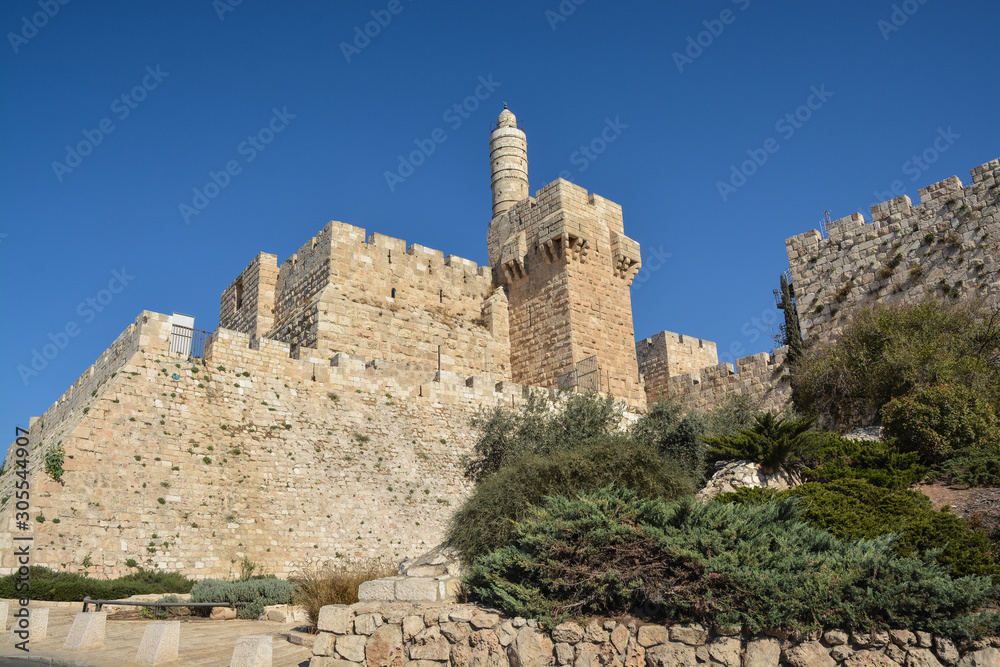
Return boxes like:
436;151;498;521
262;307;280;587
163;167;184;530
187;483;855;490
489;106;528;218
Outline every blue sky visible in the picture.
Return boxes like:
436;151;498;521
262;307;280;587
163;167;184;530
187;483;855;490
2;0;999;429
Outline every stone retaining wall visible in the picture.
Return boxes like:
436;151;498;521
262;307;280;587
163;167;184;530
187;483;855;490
309;601;1000;667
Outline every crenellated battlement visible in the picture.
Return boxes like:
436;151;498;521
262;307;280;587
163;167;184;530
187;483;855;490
636;330;719;400
219;220;510;382
786;158;1000;343
280;221;491;284
662;347;791;414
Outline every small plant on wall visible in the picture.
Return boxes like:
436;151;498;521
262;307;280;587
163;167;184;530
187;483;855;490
44;445;66;484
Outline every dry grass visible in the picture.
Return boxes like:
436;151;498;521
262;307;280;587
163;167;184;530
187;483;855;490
292;559;396;627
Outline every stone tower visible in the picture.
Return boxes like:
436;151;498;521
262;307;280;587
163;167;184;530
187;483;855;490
489;105;529;217
487;107;646;407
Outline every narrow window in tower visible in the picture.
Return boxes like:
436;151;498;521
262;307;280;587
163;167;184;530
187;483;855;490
391;288;396;299
235;279;244;312
439;289;443;303
388;251;392;264
428;261;433;275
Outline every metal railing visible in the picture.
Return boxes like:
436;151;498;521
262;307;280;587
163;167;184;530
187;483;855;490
83;596;230;612
169;325;210;359
558;355;601;393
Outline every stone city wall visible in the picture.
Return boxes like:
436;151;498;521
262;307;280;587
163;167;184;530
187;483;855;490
0;310;529;579
308;601;1000;667
786;158;1000;343
661;346;792;415
636;331;719;403
221;221;511;381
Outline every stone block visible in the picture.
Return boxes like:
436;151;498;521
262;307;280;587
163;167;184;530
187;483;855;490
507;625;553;667
668;623;708;646
63;611;106;651
366;623;404;667
783;640;835;667
334;633;367;662
646;642;697;667
312;632;335;656
309;658;361;667
395;577;439;602
635;624;667;647
231;635;272;667
359;577;399;602
211;606;237;620
745;637;780;667
12;608;49;642
0;601;7;631
317;605;353;634
135;621;180;665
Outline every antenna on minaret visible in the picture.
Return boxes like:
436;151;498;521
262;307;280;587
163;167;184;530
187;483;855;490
503;102;507;109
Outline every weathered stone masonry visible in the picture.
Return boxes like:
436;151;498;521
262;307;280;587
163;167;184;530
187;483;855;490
0;311;529;578
221;221;511;382
786;159;1000;343
307;601;1000;667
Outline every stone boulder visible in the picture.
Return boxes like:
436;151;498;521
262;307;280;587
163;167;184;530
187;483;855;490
698;460;802;501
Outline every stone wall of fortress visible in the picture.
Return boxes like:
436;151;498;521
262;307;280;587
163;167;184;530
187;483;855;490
0;311;528;579
220;221;511;382
786;159;1000;343
637;333;791;414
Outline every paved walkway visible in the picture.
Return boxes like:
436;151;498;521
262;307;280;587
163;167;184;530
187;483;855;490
0;608;312;666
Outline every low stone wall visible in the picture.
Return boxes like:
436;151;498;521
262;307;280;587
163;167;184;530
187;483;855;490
309;601;1000;667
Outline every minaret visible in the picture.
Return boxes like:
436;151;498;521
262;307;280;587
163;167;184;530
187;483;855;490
489;104;529;218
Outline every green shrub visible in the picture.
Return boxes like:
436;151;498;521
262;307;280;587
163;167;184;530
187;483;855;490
801;434;926;490
141;594;182;619
701;392;761;438
44;445;65;483
718;479;1000;581
464;487;1000;637
882;384;1000;465
447;436;695;564
703;413;818;472
791;299;1000;430
189;578;295;619
463;391;622;484
0;567;194;601
942;449;1000;487
630;400;707;481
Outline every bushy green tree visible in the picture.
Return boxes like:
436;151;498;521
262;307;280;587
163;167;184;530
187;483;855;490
791;299;1000;430
464;487;1000;637
883;384;1000;460
463;391;622;483
630;400;707;481
701;392;761;438
779;273;803;362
